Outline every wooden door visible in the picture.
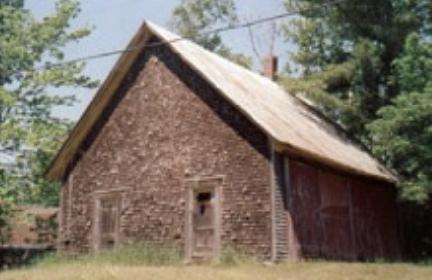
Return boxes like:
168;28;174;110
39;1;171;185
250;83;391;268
97;195;121;250
187;179;221;261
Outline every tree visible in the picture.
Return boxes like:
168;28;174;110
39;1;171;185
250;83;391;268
280;0;431;141
368;34;432;203
0;0;97;211
170;0;252;68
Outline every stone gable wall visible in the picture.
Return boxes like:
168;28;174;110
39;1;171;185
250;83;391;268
59;38;272;258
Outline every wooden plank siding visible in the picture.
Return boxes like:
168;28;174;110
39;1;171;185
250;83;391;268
273;156;400;261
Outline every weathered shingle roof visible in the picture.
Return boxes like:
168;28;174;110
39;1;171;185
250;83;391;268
47;21;396;182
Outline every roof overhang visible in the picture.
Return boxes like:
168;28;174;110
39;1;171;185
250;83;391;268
46;23;152;180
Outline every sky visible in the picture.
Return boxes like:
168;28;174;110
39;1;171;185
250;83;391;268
25;0;289;120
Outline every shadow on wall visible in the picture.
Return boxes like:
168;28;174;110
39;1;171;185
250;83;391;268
400;199;432;260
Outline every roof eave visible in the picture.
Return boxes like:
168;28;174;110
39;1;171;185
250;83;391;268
271;139;398;184
46;22;153;181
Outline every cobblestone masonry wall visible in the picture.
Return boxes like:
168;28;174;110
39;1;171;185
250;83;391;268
59;37;272;258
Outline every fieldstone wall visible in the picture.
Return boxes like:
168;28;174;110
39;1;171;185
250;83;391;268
59;37;272;258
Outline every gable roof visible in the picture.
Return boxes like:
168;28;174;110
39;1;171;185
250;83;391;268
47;21;396;183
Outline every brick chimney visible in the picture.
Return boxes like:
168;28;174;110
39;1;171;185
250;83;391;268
263;55;278;80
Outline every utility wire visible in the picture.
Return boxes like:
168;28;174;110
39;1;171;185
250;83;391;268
16;0;345;74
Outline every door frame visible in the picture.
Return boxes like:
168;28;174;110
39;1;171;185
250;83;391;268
185;176;223;261
92;190;123;252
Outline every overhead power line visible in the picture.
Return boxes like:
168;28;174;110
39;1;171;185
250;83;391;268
17;0;345;74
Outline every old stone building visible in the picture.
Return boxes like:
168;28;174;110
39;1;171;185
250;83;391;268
47;21;400;261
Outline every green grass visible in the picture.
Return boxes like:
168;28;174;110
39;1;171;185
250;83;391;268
1;246;432;280
33;244;181;267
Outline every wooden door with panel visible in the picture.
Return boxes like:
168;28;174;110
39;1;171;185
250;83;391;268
95;194;121;251
186;177;222;261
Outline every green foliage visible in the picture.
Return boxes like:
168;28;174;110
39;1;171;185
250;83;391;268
368;34;432;202
369;89;432;202
393;34;432;94
279;62;363;134
170;0;252;68
17;120;72;206
281;0;431;140
0;199;13;243
0;0;97;207
36;244;181;267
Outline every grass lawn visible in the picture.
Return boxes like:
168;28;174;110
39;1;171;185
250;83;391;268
2;261;432;280
1;247;431;280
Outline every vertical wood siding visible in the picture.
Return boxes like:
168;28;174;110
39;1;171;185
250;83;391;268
282;159;400;260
